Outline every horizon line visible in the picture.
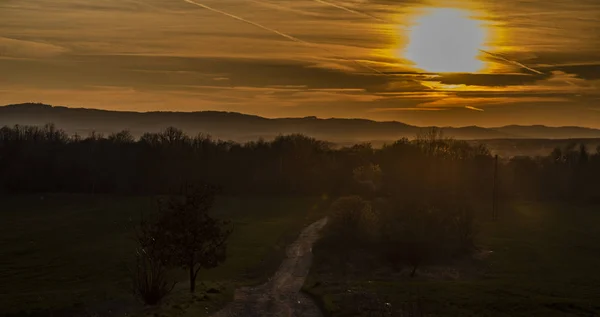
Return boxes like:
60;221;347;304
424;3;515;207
2;102;599;131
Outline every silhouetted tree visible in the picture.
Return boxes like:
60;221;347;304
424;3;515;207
155;184;232;293
352;164;382;195
326;196;376;244
2;123;599;203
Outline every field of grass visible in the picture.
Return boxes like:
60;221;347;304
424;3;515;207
304;202;600;316
0;194;329;316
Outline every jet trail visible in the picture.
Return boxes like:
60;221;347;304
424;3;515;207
479;49;544;75
183;0;385;75
248;0;323;18
312;0;387;23
184;0;311;46
479;49;583;89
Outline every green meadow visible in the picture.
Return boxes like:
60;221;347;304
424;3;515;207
0;194;329;316
304;202;600;316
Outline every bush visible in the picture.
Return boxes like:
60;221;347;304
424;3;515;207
130;249;175;305
325;196;377;244
380;202;478;276
381;206;440;276
453;205;477;254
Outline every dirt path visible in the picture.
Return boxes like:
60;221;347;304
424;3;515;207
211;218;328;317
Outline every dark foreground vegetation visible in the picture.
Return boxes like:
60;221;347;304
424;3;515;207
2;124;600;201
306;202;600;316
1;123;600;316
0;194;328;316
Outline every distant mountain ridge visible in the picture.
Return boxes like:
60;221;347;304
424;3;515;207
2;103;600;142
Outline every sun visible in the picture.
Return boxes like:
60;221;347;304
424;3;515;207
401;8;488;73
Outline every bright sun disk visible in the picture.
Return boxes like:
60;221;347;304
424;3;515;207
401;8;488;73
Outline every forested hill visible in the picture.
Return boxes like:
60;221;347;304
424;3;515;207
3;103;600;142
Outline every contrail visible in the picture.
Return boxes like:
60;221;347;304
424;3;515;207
478;49;544;75
312;0;387;23
504;11;587;18
479;49;583;88
248;0;323;18
183;0;386;75
184;0;311;46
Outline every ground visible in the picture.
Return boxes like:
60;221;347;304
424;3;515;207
0;194;329;316
4;196;600;317
210;218;327;317
304;202;600;316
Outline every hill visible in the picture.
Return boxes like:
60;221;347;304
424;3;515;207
2;103;600;143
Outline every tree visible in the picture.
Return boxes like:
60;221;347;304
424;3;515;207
322;196;377;280
108;130;135;144
352;164;382;194
381;204;452;277
326;196;376;244
155;184;232;293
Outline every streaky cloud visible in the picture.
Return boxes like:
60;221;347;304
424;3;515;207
182;0;385;76
312;0;387;22
370;107;447;112
465;106;484;111
479;49;544;75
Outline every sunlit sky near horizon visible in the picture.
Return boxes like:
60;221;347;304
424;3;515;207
1;0;599;127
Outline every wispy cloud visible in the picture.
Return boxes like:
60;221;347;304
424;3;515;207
0;37;68;58
465;105;484;111
370;107;447;112
312;0;387;22
182;0;386;75
419;96;569;109
479;49;544;75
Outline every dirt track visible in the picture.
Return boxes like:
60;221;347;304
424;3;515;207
211;218;328;317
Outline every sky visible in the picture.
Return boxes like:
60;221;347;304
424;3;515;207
1;0;599;127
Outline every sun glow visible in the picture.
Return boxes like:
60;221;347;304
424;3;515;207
401;8;488;73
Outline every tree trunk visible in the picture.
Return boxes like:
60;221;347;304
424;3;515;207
410;264;418;277
189;265;196;293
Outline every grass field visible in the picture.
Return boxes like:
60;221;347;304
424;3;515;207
0;194;329;316
304;202;600;316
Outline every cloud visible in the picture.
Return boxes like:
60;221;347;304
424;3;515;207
369;107;447;112
433;73;547;87
479;50;545;75
310;0;388;22
465;106;484;111
539;63;600;81
419;96;569;109
0;37;68;58
248;0;326;18
0;55;396;90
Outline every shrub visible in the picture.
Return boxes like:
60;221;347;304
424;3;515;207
452;205;477;254
130;249;175;305
325;196;377;244
380;202;478;277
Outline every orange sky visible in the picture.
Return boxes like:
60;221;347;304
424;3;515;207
1;0;599;127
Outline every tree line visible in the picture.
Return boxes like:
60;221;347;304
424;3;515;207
1;124;599;203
